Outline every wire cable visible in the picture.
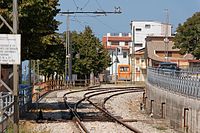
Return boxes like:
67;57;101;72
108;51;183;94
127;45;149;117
80;0;90;10
95;0;105;12
72;0;79;10
84;13;120;33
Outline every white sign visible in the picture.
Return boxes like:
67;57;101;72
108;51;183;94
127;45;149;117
0;34;21;64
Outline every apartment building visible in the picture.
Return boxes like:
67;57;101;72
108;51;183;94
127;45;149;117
102;33;132;82
130;20;172;82
131;20;172;51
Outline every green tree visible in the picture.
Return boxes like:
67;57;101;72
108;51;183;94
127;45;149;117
173;12;200;59
0;0;60;60
39;34;65;80
71;26;111;78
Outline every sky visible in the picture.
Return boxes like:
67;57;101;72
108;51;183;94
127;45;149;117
56;0;200;39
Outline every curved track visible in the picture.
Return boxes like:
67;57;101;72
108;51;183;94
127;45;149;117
63;86;144;133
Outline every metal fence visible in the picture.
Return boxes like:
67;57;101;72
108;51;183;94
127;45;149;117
0;92;14;132
0;85;32;132
147;67;200;98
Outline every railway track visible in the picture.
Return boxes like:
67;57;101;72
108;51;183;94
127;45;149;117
26;85;176;133
63;87;144;133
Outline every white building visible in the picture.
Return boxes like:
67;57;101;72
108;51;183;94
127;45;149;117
131;21;172;51
130;20;172;82
102;33;132;81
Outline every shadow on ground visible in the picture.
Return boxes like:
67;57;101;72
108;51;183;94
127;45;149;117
20;101;110;122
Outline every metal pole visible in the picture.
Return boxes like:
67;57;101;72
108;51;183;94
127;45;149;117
64;15;68;87
13;0;19;132
164;9;169;62
131;23;135;84
115;48;118;84
67;14;72;86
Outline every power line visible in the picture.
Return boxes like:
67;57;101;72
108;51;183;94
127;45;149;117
72;0;90;11
89;15;120;32
72;0;79;10
81;0;90;10
95;0;104;12
71;18;89;27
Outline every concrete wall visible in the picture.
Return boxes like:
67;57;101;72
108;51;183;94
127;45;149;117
145;82;200;133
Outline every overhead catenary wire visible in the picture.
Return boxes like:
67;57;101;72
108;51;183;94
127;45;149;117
72;0;90;11
85;13;120;33
95;0;105;12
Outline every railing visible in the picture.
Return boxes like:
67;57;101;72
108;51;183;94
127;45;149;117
147;67;200;98
0;92;14;132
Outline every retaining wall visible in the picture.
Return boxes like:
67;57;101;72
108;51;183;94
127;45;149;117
146;81;200;133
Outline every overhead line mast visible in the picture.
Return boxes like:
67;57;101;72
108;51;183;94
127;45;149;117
60;9;121;86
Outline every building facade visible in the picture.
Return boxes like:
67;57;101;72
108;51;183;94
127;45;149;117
145;36;194;68
102;33;132;82
131;20;172;51
130;20;172;82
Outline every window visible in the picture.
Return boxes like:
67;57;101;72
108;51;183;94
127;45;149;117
136;57;140;64
120;66;129;72
145;24;151;29
123;52;127;58
136;67;140;72
136;28;142;31
141;59;145;63
135;43;143;47
168;52;172;57
111;41;119;45
125;41;129;46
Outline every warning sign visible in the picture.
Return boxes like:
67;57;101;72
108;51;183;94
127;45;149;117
0;34;21;64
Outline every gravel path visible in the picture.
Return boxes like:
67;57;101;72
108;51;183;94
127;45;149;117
105;92;178;133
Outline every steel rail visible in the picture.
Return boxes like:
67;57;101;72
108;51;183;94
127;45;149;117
63;97;89;133
82;88;143;133
87;98;142;133
63;86;144;132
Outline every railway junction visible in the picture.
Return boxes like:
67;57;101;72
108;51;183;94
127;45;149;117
18;84;178;133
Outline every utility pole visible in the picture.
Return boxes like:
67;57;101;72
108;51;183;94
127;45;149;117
0;0;20;132
164;9;169;62
131;22;135;84
60;10;121;87
13;0;19;132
